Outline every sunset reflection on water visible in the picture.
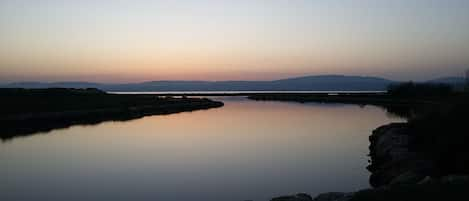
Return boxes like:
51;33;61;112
0;97;404;201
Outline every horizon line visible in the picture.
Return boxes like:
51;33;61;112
0;74;465;85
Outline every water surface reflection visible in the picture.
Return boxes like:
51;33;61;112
0;97;404;201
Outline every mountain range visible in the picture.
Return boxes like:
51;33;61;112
1;75;465;92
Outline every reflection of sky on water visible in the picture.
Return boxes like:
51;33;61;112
0;99;404;201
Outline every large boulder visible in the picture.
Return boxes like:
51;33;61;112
368;123;434;187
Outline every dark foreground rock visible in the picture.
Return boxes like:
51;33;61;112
270;192;353;201
367;123;434;187
349;179;469;201
270;177;469;201
271;193;313;201
271;192;353;201
312;192;353;201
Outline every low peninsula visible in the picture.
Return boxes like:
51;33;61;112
0;88;223;141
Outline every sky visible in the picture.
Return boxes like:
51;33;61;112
1;0;468;83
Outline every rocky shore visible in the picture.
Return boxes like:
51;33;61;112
269;192;353;201
268;122;469;201
255;84;469;201
269;176;469;201
367;123;434;187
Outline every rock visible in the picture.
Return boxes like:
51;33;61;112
368;123;434;187
296;193;313;200
271;193;313;201
313;192;353;201
389;171;426;185
417;176;433;184
368;123;412;169
440;175;469;184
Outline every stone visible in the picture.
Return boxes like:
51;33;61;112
367;123;436;187
417;176;433;184
389;171;426;185
313;192;352;201
271;193;313;201
441;175;469;184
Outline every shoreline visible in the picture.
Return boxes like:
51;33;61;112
248;92;469;201
0;88;224;141
247;93;439;106
247;93;436;119
267;120;469;201
3;88;468;200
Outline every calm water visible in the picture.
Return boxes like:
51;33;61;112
0;97;403;201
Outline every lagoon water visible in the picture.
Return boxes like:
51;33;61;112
0;97;403;201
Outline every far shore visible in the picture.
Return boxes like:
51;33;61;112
0;88;224;141
109;91;386;96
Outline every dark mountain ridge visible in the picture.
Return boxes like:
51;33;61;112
1;75;461;92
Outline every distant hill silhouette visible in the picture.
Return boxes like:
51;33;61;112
1;75;396;91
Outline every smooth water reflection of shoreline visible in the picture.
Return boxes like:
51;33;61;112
0;98;404;201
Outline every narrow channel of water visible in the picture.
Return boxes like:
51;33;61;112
0;97;404;201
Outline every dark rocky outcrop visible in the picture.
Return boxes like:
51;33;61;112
367;123;434;187
270;192;353;201
271;193;313;201
269;175;469;201
312;192;353;201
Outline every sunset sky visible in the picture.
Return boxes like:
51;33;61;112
1;0;468;83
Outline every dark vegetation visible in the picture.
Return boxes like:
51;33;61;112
387;82;454;98
384;82;469;176
406;97;469;176
0;88;223;141
248;92;427;119
249;82;466;118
